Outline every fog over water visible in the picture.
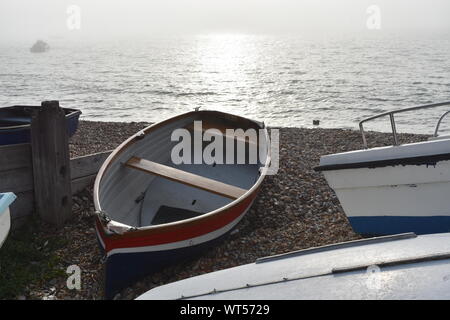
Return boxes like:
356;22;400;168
0;1;449;133
1;0;450;41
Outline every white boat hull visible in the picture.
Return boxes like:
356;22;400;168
323;161;450;235
317;138;450;235
136;232;450;300
0;203;12;248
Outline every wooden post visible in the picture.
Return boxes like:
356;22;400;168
31;100;72;228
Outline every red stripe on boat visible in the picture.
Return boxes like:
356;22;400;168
97;193;256;253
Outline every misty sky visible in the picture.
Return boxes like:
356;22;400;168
0;0;449;42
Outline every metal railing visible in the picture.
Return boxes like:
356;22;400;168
359;101;450;148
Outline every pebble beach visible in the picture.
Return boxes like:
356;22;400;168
11;120;428;300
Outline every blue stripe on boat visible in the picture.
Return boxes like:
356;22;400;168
0;192;16;216
349;216;450;236
99;231;233;299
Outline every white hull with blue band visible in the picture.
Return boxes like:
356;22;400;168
315;101;450;236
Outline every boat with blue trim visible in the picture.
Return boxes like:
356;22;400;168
0;105;81;145
315;101;450;236
0;193;16;248
94;110;270;299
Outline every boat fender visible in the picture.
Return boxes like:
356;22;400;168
106;220;134;235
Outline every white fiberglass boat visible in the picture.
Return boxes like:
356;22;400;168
0;192;16;248
315;101;450;236
136;232;450;300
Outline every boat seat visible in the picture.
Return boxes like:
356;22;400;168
125;156;247;200
185;121;258;145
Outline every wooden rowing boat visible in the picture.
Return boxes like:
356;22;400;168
93;110;270;298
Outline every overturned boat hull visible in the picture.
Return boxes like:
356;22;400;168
137;232;450;300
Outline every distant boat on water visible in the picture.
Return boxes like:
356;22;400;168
30;40;50;53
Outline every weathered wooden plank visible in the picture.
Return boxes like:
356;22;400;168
70;151;111;180
0;151;110;194
126;156;247;200
0;149;108;216
69;151;111;195
0;143;31;172
71;174;97;195
7;171;100;226
10;215;30;230
0;167;33;193
0;130;109;228
31;101;73;228
9;190;34;221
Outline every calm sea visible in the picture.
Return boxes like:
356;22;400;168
1;33;449;134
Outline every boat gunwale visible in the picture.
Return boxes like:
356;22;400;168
314;150;450;172
93;110;271;237
0;106;82;131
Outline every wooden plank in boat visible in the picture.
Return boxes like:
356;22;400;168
125;156;247;200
